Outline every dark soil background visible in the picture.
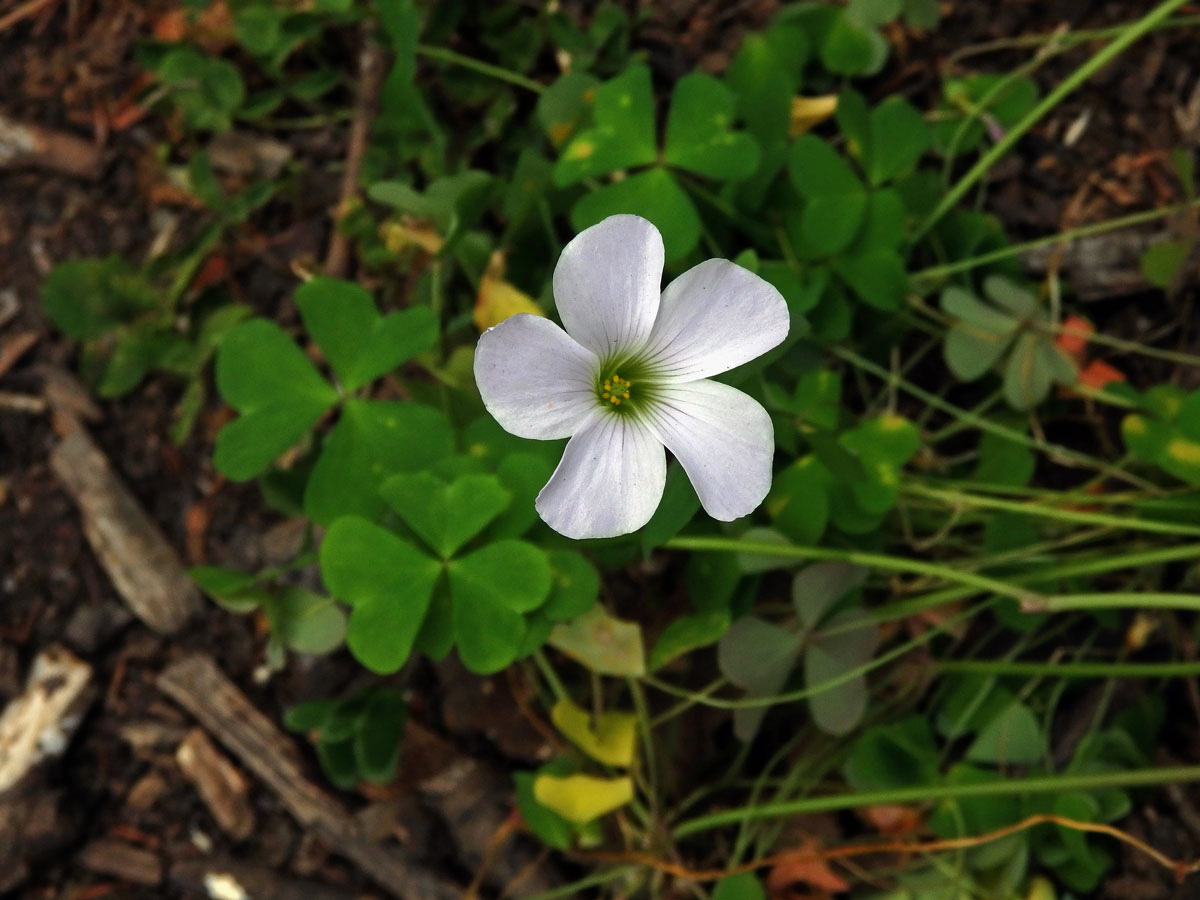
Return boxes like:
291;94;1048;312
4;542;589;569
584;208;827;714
2;1;1200;898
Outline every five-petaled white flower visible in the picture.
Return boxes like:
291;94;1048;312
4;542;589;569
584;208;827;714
474;215;790;539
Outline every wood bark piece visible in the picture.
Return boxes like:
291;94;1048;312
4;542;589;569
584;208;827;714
158;654;460;900
51;426;200;634
0;646;93;794
171;859;361;900
176;727;255;840
76;838;162;886
0;647;94;893
0;113;101;178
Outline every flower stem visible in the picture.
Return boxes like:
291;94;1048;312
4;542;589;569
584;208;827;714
912;0;1193;241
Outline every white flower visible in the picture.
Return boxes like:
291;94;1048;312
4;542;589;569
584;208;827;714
473;215;790;539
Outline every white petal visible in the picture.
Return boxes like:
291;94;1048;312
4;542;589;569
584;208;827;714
646;379;774;521
474;314;599;440
536;414;666;539
552;215;664;359
641;258;789;382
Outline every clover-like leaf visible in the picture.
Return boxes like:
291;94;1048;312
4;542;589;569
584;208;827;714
263;587;347;656
718;616;800;742
320;517;442;674
214;319;339;480
381;471;510;558
649;610;731;672
805;608;879;736
569;167;701;261
448;540;551;673
296;278;437;392
542;550;600;622
553;64;657;187
966;700;1045;765
787;135;867;257
793;562;869;628
663;72;760;181
304;400;454;526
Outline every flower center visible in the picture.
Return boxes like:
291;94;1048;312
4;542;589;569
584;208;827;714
600;373;633;407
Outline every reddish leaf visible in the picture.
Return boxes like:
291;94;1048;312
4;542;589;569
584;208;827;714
767;843;849;897
1054;314;1093;362
858;804;923;836
1078;359;1126;389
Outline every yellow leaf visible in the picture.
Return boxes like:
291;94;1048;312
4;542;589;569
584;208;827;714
533;773;633;824
380;220;444;255
549;606;645;676
551;699;637;767
474;251;546;331
1026;876;1056;900
790;94;839;138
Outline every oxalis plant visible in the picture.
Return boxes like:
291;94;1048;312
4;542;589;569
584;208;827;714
44;0;1200;897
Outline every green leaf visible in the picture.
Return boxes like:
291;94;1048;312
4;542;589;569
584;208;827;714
663;72;760;181
713;873;766;900
735;527;796;574
941;285;1019;334
553;64;657;186
864;96;930;186
296;278;437;392
320;517;442;673
850;188;907;251
1140;240;1190;288
649;610;731;671
284;699;337;733
570;167;701;262
354;689;407;783
844;716;938;791
974;429;1035;486
834;248;907;310
548;606;645;676
381;472;510;558
984;275;1038;318
787;135;867;256
154;47;244;131
316;738;359;789
903;0;940;27
515;770;574;850
718;616;799;741
820;12;887;76
1003;332;1052;411
265;587;347;655
841;414;921;467
792;562;868;628
214;319;339;480
766;458;830;545
448;540;551;673
847;0;902;26
967;701;1044;765
806;608;879;735
234;6;284;56
304;400;454;526
945;324;1011;381
640;463;700;554
542;550;600;622
41;256;158;340
488;452;556;540
536;71;600;147
376;0;420;85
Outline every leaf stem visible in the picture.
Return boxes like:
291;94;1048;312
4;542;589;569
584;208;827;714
663;536;1038;603
415;43;544;93
673;765;1200;837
